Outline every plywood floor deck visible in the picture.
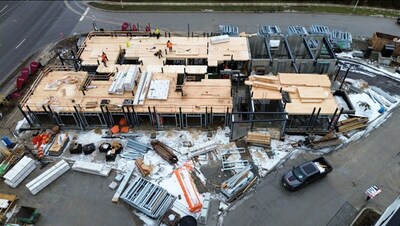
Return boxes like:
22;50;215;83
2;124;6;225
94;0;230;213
247;74;338;115
79;35;250;71
22;70;232;114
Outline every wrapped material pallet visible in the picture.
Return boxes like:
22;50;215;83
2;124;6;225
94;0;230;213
26;160;70;195
72;161;111;177
3;156;36;188
210;35;230;44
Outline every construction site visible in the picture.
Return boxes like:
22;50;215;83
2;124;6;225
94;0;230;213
1;22;400;226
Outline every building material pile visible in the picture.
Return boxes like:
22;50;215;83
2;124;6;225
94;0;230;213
3;156;36;188
221;166;256;201
210;35;230;44
121;139;150;160
121;176;175;218
26;160;70;195
135;158;152;177
71;160;111;177
151;140;178;164
174;165;202;212
112;166;134;203
187;141;217;158
0;148;25;177
108;65;138;94
337;117;369;133
331;30;352;50
246;131;271;146
48;133;69;156
221;148;249;171
198;193;211;224
0;193;18;224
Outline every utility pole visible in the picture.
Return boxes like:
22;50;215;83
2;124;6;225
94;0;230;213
353;0;360;12
120;0;124;9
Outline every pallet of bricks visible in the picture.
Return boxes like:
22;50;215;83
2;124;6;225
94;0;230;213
246;131;271;146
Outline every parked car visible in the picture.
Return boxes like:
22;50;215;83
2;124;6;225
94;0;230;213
282;157;333;191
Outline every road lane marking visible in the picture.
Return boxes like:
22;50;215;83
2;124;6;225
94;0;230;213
79;7;90;21
0;5;8;13
15;39;26;49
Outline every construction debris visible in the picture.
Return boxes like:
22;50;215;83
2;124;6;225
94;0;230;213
310;136;342;149
72;160;112;177
121;176;175;219
3;156;36;188
26;160;70;195
0;193;18;224
198;193;211;225
221;148;249;171
135;158;152;177
221;166;255;201
112;166;134;203
151;140;178;164
187;141;217;158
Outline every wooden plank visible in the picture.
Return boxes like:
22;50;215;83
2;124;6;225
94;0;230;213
297;87;328;99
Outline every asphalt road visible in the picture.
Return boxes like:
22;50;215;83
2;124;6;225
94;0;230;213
0;1;77;84
1;1;400;85
223;107;400;226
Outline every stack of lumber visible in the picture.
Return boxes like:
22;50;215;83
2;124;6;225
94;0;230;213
150;140;178;164
85;101;98;109
26;160;70;195
72;161;111;177
3;156;36;188
310;137;342;149
246;131;271;146
337;117;369;133
48;133;70;156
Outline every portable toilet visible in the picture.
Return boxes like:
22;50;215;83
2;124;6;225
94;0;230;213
121;22;129;31
30;62;39;75
17;76;26;90
21;67;29;78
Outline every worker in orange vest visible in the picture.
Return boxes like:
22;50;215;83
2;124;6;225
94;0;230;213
167;40;173;52
101;52;109;67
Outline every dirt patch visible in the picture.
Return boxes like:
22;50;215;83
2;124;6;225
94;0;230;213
352;208;381;226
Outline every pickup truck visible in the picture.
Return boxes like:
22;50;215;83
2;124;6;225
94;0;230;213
282;157;332;191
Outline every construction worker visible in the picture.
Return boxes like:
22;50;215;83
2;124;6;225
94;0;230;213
154;28;160;39
167;40;173;52
155;49;163;59
101;52;108;67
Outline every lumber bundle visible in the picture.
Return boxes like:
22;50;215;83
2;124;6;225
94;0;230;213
26;160;70;195
85;101;98;109
337;117;369;133
72;161;111;177
246;132;271;146
3;156;36;188
150;140;178;164
310;137;342;149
